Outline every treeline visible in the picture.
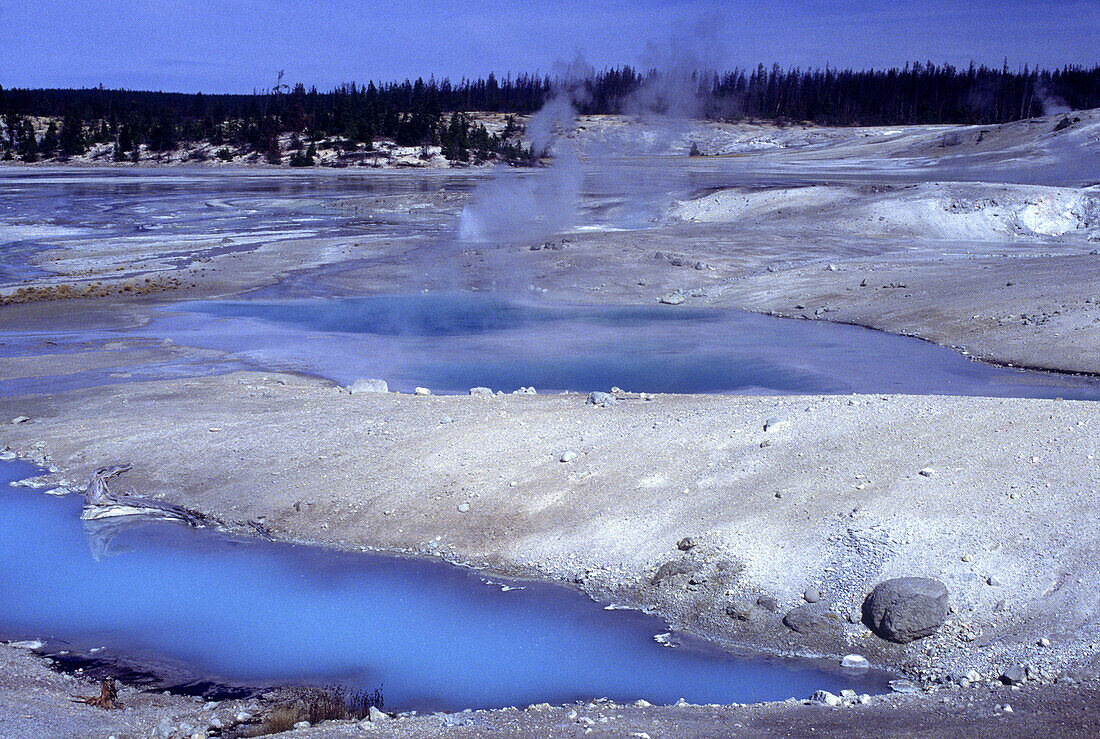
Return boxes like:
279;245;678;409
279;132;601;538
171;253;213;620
0;77;537;165
703;63;1100;125
0;63;1097;164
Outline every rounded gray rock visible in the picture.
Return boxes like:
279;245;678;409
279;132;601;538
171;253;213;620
783;604;840;636
1000;664;1027;685
862;577;949;643
756;595;778;612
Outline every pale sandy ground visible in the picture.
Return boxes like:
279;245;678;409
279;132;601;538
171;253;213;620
1;110;1099;737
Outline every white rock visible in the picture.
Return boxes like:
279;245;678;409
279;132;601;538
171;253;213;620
294;721;311;729
10;416;29;424
368;706;389;722
1039;637;1051;647
633;699;652;707
6;640;45;650
918;467;936;477
347;378;388;394
457;502;470;512
659;291;685;305
560;450;578;463
763;416;787;432
235;711;252;722
841;654;870;670
810;690;842;706
469;386;493;396
414;387;431;396
357;718;376;730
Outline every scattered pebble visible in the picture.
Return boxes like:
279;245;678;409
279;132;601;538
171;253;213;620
457;502;470;513
804;588;821;603
918;467;936;477
10;416;29;424
987;575;1003;586
560;450;578;463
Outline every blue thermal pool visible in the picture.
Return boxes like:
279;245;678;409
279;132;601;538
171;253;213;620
159;293;1100;399
0;460;890;711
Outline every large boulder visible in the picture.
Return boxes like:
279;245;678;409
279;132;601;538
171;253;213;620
862;577;949;643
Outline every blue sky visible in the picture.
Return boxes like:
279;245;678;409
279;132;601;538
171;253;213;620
1;1;1097;92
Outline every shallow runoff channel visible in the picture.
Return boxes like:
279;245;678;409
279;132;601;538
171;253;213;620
0;460;891;711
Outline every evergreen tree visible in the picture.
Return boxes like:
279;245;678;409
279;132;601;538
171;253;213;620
59;111;85;157
39;121;59;156
17;120;38;162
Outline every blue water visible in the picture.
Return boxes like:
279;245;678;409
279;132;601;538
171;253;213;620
0;461;889;711
164;293;1100;399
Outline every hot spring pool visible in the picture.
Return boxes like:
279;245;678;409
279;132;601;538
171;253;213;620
0;460;891;711
155;293;1100;399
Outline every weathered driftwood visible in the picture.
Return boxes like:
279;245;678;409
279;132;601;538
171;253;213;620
81;464;202;526
71;679;121;709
